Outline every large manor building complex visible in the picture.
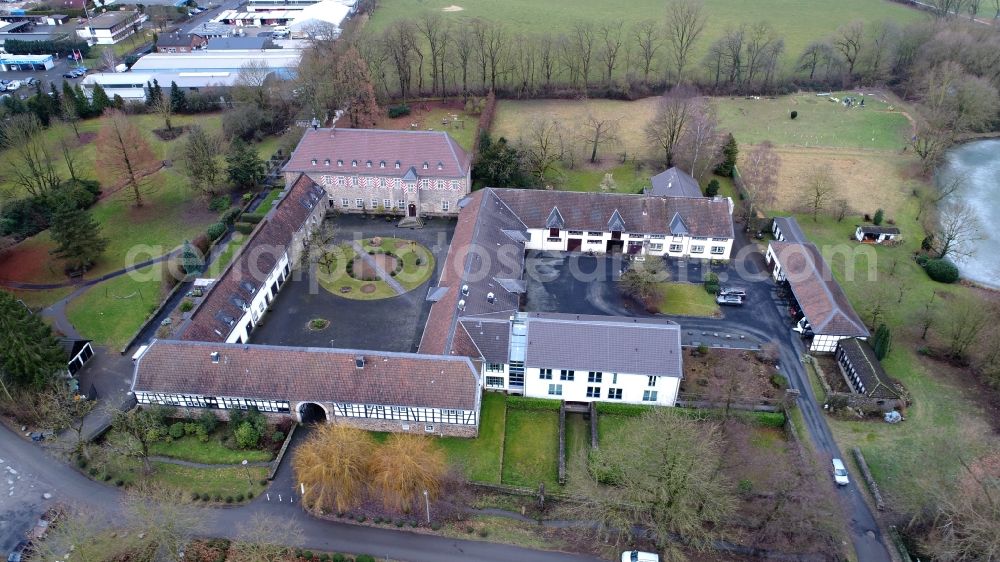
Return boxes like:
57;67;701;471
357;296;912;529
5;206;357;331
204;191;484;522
132;128;737;436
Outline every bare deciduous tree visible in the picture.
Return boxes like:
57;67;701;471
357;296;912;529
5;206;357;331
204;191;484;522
800;165;836;221
632;20;663;85
416;12;446;95
664;0;707;83
833;20;865;77
674;101;723;182
96;110;159;207
234;60;272;109
572;22;596;92
123;484;205;562
522;118;566;181
939;299;992;358
933;201;984;261
232;513;304;562
0;114;61;198
644;85;698;167
738;141;781;223
581;114;619;163
598;22;624;85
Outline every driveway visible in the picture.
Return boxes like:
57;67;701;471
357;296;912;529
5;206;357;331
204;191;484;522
250;216;455;352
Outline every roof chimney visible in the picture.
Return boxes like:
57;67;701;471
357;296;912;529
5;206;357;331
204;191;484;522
210;352;220;364
487;292;495;304
458;299;466;311
461;284;469;296
311;117;319;130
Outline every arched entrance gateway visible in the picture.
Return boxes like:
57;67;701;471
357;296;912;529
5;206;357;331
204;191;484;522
298;402;328;423
408;203;417;217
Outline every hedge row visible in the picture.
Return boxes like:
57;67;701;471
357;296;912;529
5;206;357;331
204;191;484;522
594;402;653;417
506;396;562;412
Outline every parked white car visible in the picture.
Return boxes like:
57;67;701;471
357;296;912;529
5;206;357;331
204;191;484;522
832;458;850;486
6;80;20;91
621;551;659;562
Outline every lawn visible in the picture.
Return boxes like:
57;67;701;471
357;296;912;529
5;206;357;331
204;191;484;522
210;233;247;275
374;101;479;152
563;412;598;495
148;434;274;465
439;392;506;483
317;239;434;299
596;415;630;449
367;0;925;70
715;92;911;150
501;408;561;489
362;237;436;291
66;264;163;348
655;282;720;317
794;206;995;511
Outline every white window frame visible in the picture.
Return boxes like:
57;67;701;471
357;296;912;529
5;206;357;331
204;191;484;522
442;201;450;212
642;390;658;402
691;245;705;254
669;244;683;252
355;198;364;209
711;246;725;255
341;198;349;208
548;384;563;396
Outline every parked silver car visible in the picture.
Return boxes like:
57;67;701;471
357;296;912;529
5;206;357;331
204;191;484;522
716;294;743;306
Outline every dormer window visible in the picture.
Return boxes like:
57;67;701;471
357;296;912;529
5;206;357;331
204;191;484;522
437;161;444;170
324;159;330;165
379;161;385;168
366;160;372;167
395;161;401;169
310;159;317;165
351;160;357;167
337;159;343;166
422;162;428;170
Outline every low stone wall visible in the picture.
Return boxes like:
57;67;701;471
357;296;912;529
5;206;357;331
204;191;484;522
557;402;566;486
336;416;478;438
807;355;903;414
852;447;885;511
267;422;298;481
588;401;598;450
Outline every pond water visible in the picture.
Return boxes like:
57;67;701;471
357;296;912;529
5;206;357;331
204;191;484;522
937;139;1000;288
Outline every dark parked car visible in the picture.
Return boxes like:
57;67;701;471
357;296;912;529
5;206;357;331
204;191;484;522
7;540;30;562
62;72;76;78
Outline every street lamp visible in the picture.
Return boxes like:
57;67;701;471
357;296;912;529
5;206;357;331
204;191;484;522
241;459;253;489
423;489;430;524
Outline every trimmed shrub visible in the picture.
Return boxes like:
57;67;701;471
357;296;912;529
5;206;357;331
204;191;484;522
770;373;788;389
873;208;884;225
236;493;244;502
704;272;720;294
208;196;230;212
355;514;366;523
201;493;210;501
219;207;242;225
749;411;786;428
179;299;194;312
594;402;653;417
431;522;442;531
506;396;562;411
234;221;254;235
242;192;254;203
191;491;201;501
115;479;125;487
247;491;254;499
272;430;285;442
234;421;260;449
387;104;411;118
169;422;185;439
199;409;218;433
241;212;265;224
705;179;720;197
207;222;227;241
924;258;959;284
303;552;313;560
225;496;233;503
915;254;930;267
790;110;798;119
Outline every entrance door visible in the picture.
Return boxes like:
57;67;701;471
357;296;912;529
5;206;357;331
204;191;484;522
627;242;643;254
408;203;417;217
567;238;582;252
606;240;624;254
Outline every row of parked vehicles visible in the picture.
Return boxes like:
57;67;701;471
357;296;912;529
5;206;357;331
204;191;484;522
715;286;746;306
0;77;39;92
62;66;89;79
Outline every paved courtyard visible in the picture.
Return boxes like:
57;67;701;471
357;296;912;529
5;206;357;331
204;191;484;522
250;215;455;352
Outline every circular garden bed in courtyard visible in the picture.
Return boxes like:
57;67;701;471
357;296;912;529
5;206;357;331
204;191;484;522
317;237;435;301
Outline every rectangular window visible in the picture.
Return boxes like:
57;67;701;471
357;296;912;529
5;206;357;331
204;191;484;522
587;231;603;237
442;201;450;212
612;373;618;384
539;368;552;380
560;369;575;381
371;198;379;208
587;239;602;244
607;388;623;400
586;386;600;398
548;384;563;396
384;199;392;208
397;200;405;209
643;390;658;402
648;376;656;387
693;236;708;241
341;198;349;207
568;230;583;235
549;228;560;237
588;371;602;383
711;246;725;255
712;237;728;242
486;363;504;372
691;245;705;253
355;198;364;209
485;376;504;387
649;234;666;239
649;243;663;251
669;244;683;252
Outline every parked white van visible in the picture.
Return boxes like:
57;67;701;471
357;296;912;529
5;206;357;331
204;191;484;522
621;551;659;562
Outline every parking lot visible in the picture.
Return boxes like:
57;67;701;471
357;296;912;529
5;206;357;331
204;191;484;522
0;57;91;98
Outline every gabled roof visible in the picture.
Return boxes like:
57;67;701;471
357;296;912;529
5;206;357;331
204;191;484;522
772;216;807;244
458;313;512;364
133;339;480;410
285;128;471;179
156;33;204;47
770;241;869;338
837;338;901;399
524;313;683;378
669;212;688;235
857;225;901;235
545;207;565;229
607;209;625;232
649;167;702;198
180;174;322;342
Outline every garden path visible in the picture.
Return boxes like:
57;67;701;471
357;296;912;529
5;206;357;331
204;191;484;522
349;240;406;295
148;456;272;469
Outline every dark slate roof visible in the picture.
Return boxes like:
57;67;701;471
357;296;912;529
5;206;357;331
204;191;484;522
857;225;901;235
133;340;480;410
772;216;807;244
180;174;323;342
157;33;204;47
770;241;870;338
285;128;471;179
493;189;734;239
837;338;901;399
523;313;682;378
649;167;702;198
458;313;512;364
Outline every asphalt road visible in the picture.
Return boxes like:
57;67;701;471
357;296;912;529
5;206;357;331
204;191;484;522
0;422;603;562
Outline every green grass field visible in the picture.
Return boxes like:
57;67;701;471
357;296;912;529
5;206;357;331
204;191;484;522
794;206;995;511
439;392;506;483
716;92;911;150
66;265;162;347
501;408;560;489
367;0;924;69
655;282;721;317
148;434;274;465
